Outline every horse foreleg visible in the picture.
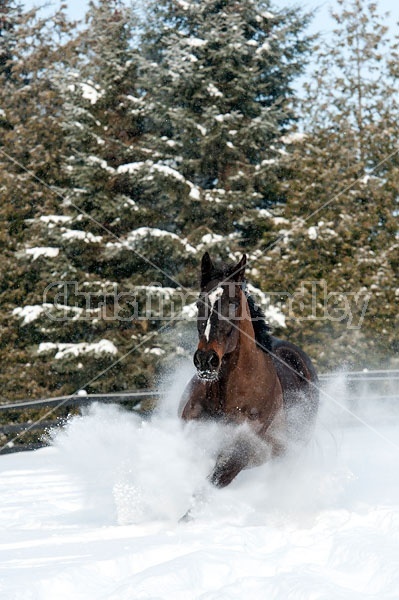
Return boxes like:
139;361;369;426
209;453;246;488
209;427;276;488
209;435;255;488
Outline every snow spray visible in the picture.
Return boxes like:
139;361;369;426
50;366;399;526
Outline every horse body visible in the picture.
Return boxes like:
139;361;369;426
180;252;319;488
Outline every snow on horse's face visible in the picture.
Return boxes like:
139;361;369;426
193;253;246;381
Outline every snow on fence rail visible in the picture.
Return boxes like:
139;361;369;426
0;390;161;412
0;371;398;454
0;390;160;455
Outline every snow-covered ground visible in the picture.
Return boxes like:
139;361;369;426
1;371;399;600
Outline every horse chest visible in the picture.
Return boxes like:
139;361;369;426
223;365;282;424
225;367;272;403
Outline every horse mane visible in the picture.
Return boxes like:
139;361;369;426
242;282;273;352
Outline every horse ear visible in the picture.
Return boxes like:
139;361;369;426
201;251;214;286
233;254;247;282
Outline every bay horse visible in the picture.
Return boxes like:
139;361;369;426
180;252;319;489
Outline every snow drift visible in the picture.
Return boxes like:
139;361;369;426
1;366;399;599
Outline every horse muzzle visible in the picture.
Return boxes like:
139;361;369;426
194;349;220;381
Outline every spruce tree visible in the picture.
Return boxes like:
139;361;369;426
2;0;313;410
0;2;75;402
268;0;399;369
13;0;170;398
134;0;312;249
41;0;312;397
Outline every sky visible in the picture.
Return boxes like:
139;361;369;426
289;0;399;38
25;0;399;36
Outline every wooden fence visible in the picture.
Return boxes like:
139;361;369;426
0;370;398;454
0;390;160;455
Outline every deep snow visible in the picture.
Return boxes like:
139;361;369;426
1;369;399;600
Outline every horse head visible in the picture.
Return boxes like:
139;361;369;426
193;252;247;381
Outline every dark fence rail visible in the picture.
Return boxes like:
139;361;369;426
0;390;161;412
319;370;399;381
1;371;398;454
0;390;161;455
319;369;399;411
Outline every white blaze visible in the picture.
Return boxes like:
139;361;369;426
204;287;224;341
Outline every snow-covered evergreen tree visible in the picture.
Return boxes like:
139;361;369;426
0;2;75;401
9;0;173;399
7;0;382;413
135;0;312;250
269;0;399;368
1;0;314;407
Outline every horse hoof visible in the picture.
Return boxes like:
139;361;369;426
179;509;194;523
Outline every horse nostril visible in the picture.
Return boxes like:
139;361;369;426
194;350;219;373
208;352;219;369
193;350;202;369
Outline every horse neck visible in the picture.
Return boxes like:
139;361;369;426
220;289;257;379
205;292;258;414
236;289;258;362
